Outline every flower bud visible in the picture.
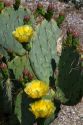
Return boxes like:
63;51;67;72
37;2;43;9
23;69;33;80
72;31;79;38
18;75;23;82
23;69;29;76
47;3;54;12
23;15;30;22
0;63;7;70
67;27;79;38
4;1;12;7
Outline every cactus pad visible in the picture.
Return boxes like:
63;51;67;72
0;7;33;56
29;19;61;83
15;91;35;125
8;54;35;80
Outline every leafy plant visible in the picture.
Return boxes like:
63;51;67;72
36;2;46;16
35;3;54;21
0;1;4;12
56;14;65;27
44;3;54;21
13;0;21;10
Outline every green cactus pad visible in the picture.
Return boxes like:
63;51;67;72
0;46;10;60
0;7;34;56
29;19;61;83
15;91;35;125
8;54;35;80
0;1;4;12
2;78;13;114
57;46;82;104
37;113;56;125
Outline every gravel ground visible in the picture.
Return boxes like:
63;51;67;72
50;98;83;125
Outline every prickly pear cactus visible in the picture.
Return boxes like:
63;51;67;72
56;46;82;104
0;1;4;12
2;78;13;114
8;54;35;80
29;19;61;83
15;89;57;125
0;46;10;61
0;7;34;56
15;91;35;125
13;0;21;10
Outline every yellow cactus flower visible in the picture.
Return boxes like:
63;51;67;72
29;99;55;118
24;80;49;99
12;25;33;43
